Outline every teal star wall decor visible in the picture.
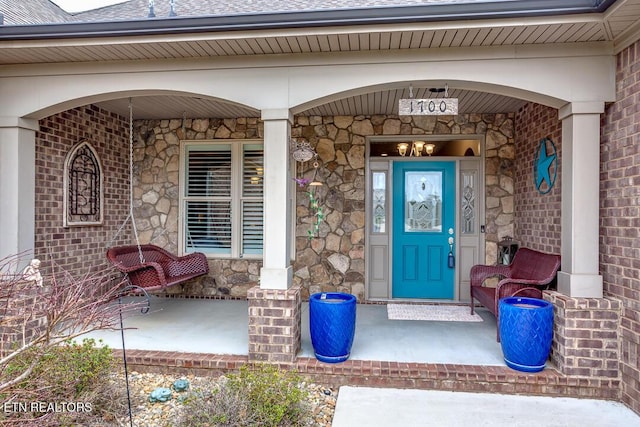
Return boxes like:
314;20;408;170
534;138;557;194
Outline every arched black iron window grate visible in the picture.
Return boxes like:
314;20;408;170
64;141;103;226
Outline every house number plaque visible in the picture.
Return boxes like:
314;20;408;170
399;98;458;115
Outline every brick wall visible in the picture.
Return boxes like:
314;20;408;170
35;106;130;275
601;40;640;414
247;285;302;363
513;103;562;254
544;291;620;379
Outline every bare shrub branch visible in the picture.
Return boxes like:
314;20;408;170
0;252;146;396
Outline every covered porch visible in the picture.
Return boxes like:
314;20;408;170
0;58;615;389
0;0;625;409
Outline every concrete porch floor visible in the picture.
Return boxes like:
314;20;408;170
86;296;504;365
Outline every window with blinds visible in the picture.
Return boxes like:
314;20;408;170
242;144;264;255
181;141;263;258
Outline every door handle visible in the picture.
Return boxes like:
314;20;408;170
447;236;455;268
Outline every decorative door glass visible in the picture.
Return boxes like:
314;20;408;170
461;171;476;234
372;171;386;233
404;171;442;232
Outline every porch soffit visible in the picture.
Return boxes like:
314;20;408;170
3;2;640;65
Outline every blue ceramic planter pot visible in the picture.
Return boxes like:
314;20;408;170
309;292;356;363
499;297;553;373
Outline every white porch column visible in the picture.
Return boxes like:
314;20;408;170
557;102;604;298
0;117;38;260
259;109;293;289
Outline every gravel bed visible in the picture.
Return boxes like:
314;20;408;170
115;371;337;426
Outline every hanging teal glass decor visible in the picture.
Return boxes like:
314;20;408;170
291;139;323;239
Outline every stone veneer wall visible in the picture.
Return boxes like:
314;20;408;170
291;114;515;300
132;118;263;297
601;40;640;414
134;114;515;299
35;106;131;275
513;103;562;254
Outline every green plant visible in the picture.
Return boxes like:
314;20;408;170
36;338;114;396
230;364;310;426
1;338;125;426
179;363;311;427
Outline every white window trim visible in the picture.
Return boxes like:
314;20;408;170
179;139;263;259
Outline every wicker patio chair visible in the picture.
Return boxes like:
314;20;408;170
469;247;561;341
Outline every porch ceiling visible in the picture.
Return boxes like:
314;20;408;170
94;87;529;120
2;0;639;119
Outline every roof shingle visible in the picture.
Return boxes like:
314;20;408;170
0;0;477;25
0;0;73;25
73;0;476;23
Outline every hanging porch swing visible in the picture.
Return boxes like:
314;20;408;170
106;244;208;292
105;99;208;292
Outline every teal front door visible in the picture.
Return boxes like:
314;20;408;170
392;161;456;299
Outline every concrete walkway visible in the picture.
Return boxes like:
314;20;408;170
332;387;640;427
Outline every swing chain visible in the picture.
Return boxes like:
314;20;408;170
128;99;145;265
107;99;144;265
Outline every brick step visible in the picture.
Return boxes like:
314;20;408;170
115;350;620;401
